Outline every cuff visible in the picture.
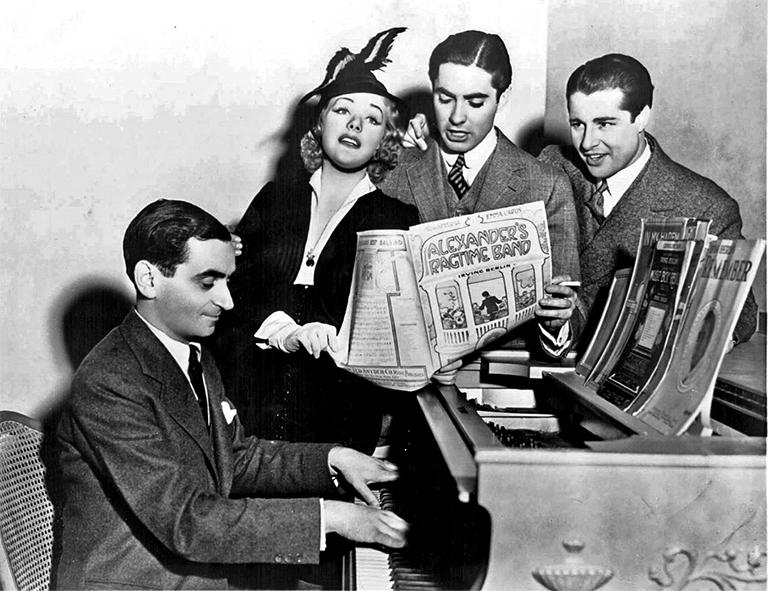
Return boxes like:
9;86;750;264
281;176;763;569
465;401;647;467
319;499;326;551
539;321;571;357
254;311;300;352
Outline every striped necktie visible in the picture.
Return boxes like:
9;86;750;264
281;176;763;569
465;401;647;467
188;345;209;427
447;153;469;198
586;179;608;223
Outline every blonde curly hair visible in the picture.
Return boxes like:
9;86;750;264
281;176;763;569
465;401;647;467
299;96;403;184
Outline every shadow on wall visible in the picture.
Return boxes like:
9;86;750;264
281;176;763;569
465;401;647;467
41;278;133;421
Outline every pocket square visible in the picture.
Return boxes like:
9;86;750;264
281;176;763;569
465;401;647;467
221;400;238;425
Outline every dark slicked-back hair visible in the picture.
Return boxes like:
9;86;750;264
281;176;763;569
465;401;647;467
428;30;512;98
566;53;654;120
123;199;231;287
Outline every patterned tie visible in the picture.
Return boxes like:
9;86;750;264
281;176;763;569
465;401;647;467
188;345;209;427
447;153;469;199
586;179;608;223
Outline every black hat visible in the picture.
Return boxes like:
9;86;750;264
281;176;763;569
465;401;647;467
299;27;406;106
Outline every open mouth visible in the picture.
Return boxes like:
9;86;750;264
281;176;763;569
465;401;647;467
445;130;469;141
583;153;607;165
339;134;361;148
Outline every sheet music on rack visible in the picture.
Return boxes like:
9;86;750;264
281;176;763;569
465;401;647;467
598;236;706;410
575;216;765;435
329;202;552;391
586;217;706;387
636;238;765;434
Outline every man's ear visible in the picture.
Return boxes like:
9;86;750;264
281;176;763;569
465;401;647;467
497;87;511;112
134;260;158;299
635;105;651;133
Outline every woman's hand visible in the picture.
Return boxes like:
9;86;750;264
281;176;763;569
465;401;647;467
284;322;339;358
230;233;243;256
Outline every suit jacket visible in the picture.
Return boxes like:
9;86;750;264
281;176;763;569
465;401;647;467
378;128;581;281
54;310;338;590
211;177;419;450
539;133;758;345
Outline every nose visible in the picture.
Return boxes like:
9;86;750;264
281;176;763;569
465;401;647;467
215;282;234;311
449;102;466;125
347;115;362;132
580;125;598;152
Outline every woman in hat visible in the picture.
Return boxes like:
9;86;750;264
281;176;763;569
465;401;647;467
213;29;418;453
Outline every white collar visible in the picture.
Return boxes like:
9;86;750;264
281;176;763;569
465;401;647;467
604;137;651;200
135;308;199;376
308;168;376;205
440;128;498;184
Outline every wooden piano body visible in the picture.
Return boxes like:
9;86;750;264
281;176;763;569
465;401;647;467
374;336;766;591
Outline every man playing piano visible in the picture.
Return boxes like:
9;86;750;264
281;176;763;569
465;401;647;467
52;199;408;590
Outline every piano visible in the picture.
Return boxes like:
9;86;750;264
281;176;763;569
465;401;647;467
349;336;767;590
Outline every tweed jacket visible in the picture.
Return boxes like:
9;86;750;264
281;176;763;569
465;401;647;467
54;310;338;590
379;128;581;281
539;133;757;344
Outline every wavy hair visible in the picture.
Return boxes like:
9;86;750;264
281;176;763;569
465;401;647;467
299;97;402;184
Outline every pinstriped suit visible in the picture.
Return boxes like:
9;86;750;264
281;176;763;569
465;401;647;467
539;133;758;345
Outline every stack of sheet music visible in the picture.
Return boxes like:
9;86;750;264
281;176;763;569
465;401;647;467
576;217;764;435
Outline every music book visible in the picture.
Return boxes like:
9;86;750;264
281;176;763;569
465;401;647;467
598;237;704;410
586;217;706;388
575;268;632;378
636;238;765;435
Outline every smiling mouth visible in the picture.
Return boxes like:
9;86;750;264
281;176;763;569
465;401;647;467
582;153;607;165
339;135;361;148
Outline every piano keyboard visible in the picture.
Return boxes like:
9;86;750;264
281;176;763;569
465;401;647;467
353;488;442;590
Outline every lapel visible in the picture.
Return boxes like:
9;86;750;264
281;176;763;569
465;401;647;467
580;134;680;289
404;139;450;221
120;311;221;491
473;131;528;212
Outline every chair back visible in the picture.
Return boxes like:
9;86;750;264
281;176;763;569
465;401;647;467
0;412;53;591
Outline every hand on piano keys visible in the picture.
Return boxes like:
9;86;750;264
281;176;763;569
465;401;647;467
324;499;409;549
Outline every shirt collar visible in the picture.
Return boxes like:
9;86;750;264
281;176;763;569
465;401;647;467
308;168;376;205
134;308;199;375
604;137;651;200
440;128;498;175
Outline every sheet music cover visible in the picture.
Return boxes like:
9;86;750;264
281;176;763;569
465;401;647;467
598;239;697;409
586;217;701;388
637;239;765;435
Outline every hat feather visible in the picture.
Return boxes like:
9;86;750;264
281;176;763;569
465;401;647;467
299;27;406;104
355;27;407;71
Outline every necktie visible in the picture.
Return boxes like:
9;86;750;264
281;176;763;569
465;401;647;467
188;345;208;427
447;153;469;199
586;179;608;223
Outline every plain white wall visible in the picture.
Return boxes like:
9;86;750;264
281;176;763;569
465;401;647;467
0;0;549;418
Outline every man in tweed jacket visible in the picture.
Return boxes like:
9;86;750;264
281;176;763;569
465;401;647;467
539;53;757;346
380;30;581;360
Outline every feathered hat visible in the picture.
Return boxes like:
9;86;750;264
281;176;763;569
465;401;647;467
299;27;406;106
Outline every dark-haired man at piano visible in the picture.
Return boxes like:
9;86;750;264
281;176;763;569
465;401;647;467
52;199;408;590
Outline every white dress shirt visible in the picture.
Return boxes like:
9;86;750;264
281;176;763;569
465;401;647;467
440;128;498;185
601;139;651;216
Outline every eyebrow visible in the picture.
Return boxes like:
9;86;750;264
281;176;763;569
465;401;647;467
193;269;228;280
435;87;490;100
368;103;383;116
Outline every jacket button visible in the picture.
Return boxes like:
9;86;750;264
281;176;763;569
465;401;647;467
274;555;283;563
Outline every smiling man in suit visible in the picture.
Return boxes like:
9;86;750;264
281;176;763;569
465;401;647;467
538;53;757;346
53;199;408;590
380;30;582;361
